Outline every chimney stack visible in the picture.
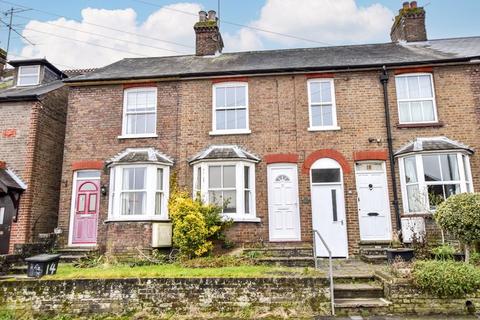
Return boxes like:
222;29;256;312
194;9;224;56
390;1;427;42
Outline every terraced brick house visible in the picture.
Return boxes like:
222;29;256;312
58;2;480;258
0;58;68;254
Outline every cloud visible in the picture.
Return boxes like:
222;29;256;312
15;0;394;69
224;0;394;51
18;3;201;68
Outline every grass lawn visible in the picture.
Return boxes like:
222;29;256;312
41;263;322;280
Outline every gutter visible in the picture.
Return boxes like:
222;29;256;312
380;66;402;233
0;95;38;102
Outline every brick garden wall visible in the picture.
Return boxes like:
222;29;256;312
58;64;480;255
0;277;330;318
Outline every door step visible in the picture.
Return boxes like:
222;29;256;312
334;282;384;299
335;297;391;308
359;242;389;264
243;246;314;267
56;247;97;263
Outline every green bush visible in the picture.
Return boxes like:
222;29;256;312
169;191;231;258
431;244;456;261
413;260;480;297
435;193;480;262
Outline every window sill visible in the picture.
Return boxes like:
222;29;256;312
209;129;251;136
223;215;261;223
308;126;341;132
400;212;432;218
105;216;170;223
117;134;158;139
396;122;444;129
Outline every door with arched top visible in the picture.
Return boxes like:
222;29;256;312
71;173;100;245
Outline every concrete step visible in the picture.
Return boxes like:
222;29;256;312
360;254;387;264
8;265;27;274
243;246;313;258
334;283;384;299
60;254;88;262
359;247;388;256
335;297;390;308
256;256;314;267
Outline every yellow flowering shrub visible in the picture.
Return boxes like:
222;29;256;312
169;190;229;258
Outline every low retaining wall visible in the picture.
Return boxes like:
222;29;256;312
379;272;478;315
0;277;331;318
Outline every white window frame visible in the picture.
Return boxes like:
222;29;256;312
210;82;251;135
395;73;438;124
17;65;40;86
399;152;473;214
307;78;340;131
192;160;259;222
108;164;170;221
119;87;158;139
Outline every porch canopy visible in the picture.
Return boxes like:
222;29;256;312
189;145;260;165
394;136;474;157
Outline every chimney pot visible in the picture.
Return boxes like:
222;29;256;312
208;10;216;21
410;1;417;8
0;161;6;169
198;11;207;22
403;1;410;9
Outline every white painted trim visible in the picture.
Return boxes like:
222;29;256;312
17;65;40;86
209;129;251;136
121;87;157;137
398;152;474;214
307;78;338;130
309;158;349;258
68;170;101;247
117;134;158;139
192;160;257;219
307;126;341;132
108;164;170;220
354;161;393;241
267;163;301;242
395;73;439;124
212;82;249;133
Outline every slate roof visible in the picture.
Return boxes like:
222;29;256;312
0;80;64;102
0;168;26;193
394;137;474;156
65;36;480;83
107;148;174;166
189;145;260;164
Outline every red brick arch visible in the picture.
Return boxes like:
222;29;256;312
302;149;351;174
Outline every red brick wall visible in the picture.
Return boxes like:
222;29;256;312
59;64;480;255
4;87;68;252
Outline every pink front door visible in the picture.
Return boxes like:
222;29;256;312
72;179;99;245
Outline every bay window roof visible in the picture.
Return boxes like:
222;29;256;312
189;145;260;164
395;137;474;157
107;148;173;166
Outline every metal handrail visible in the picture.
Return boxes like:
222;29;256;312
312;229;335;316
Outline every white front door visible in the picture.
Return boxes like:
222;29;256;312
310;158;348;258
268;164;301;241
355;161;392;241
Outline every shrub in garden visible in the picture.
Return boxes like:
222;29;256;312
413;260;480;297
431;244;456;261
434;193;480;262
169;191;231;258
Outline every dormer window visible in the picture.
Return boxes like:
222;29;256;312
17;65;40;86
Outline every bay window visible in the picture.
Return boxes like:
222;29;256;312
121;87;157;138
108;164;170;220
193;161;258;221
399;152;473;213
211;82;250;135
395;73;437;124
